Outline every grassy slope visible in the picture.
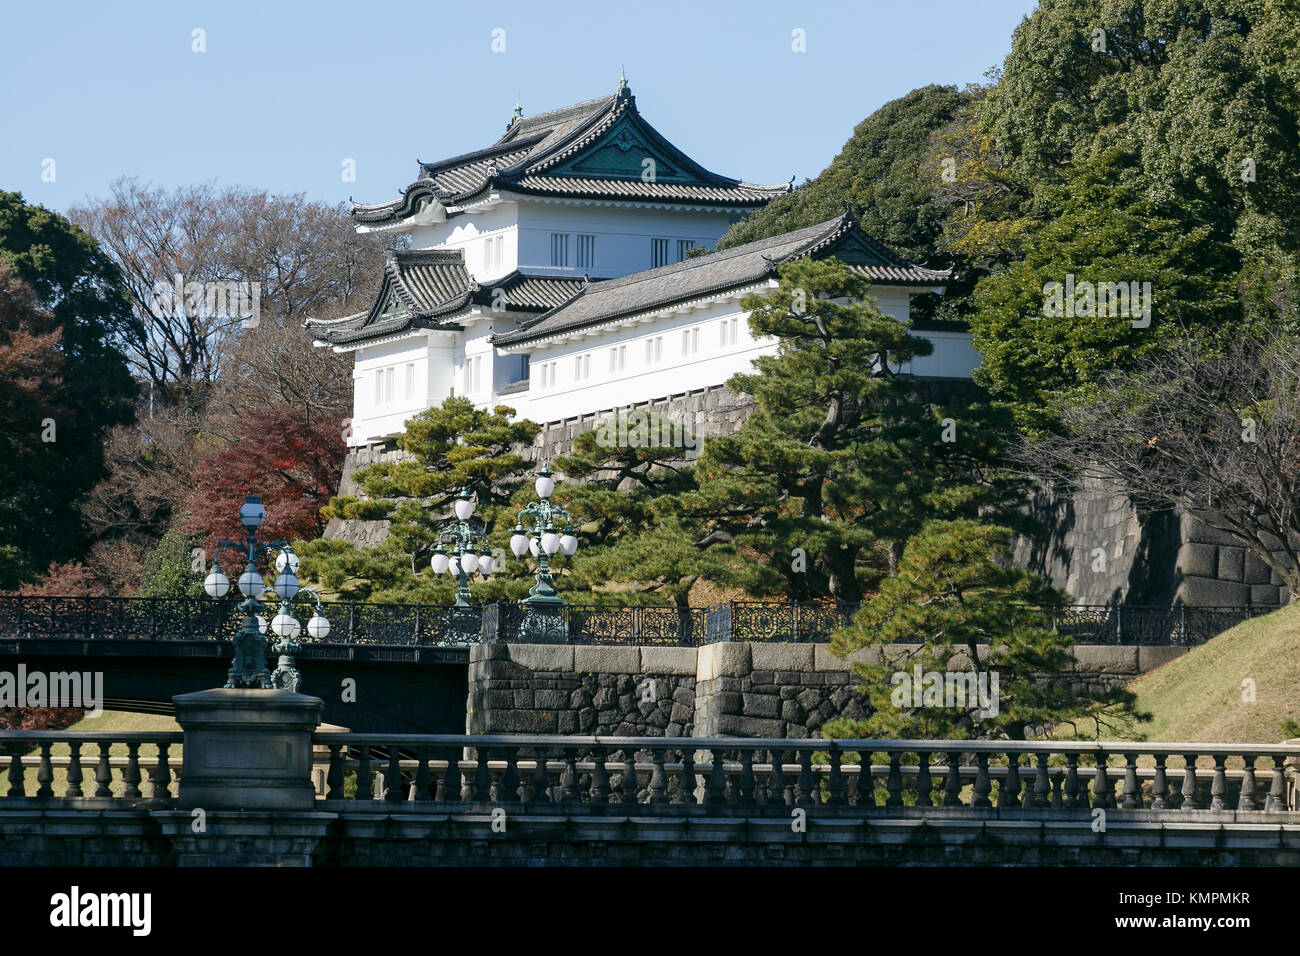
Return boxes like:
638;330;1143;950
1079;603;1300;743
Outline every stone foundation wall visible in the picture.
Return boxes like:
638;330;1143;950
468;644;697;736
1014;473;1290;607
467;641;1188;738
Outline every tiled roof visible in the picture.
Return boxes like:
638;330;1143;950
351;86;790;226
306;252;589;347
494;212;953;347
470;271;589;312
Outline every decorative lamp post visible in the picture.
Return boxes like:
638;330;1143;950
430;486;494;644
510;463;580;642
203;495;330;691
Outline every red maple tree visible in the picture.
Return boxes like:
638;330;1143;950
185;407;346;556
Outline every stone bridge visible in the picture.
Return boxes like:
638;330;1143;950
2;689;1298;866
0;637;1186;735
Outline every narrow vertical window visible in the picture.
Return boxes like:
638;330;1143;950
677;239;696;262
405;363;415;400
576;234;596;270
651;238;669;268
550;233;569;268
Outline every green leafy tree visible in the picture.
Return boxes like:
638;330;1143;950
136;527;204;598
969;149;1241;432
678;258;1026;603
0;192;138;587
825;520;1147;740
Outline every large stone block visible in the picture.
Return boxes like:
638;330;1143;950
714;714;785;737
1136;645;1190;673
573;645;640;674
1177;576;1249;606
751;643;814;673
1216;547;1245;583
1177;543;1218;579
1070;645;1138;675
742;693;780;718
506;644;574;672
1244;550;1274;585
696;642;752;681
639;646;697;676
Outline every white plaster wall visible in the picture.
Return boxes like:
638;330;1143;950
513;201;735;278
350;332;457;446
500;286;980;422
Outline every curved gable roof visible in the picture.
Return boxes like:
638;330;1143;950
351;86;790;226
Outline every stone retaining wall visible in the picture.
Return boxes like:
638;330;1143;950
467;641;1189;737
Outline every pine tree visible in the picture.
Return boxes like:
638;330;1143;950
299;397;540;602
679;257;1025;603
824;520;1147;740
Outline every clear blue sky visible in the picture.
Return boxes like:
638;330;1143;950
1;0;1036;213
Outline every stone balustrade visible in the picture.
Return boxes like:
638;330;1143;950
313;735;1298;814
0;731;181;803
4;699;1300;865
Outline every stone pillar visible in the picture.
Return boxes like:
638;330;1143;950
173;688;324;811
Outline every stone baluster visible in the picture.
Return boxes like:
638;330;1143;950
93;741;113;798
796;749;815;808
122;742;142;799
470;747;492;803
4;745;21;798
826;748;844;807
1050;769;1064;808
943;752;962;807
36;741;54;799
1237;754;1258;811
1120;753;1141;809
386;747;405;802
620;750;639;805
148;743;171;801
1033;753;1050;809
527;747;549;805
559;748;580;803
769;749;789;807
705;748;727;806
886;752;904;808
65;740;84;799
589;746;609;804
1180;753;1199;810
674;748;696;805
998;753;1021;809
739;748;757;806
413;750;432;801
1210;754;1228;811
324;744;344;799
1150;755;1168;809
1091;756;1113;809
1063;754;1080;808
648;749;668;804
916;752;933;807
1266;755;1286;811
355;745;372;801
438;747;459;802
972;753;992;808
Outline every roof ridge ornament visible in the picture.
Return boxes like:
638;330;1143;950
619;66;627;92
509;95;522;130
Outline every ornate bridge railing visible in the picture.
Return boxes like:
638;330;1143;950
0;731;182;804
0;596;1279;647
312;734;1300;814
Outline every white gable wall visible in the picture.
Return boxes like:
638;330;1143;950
351;332;458;446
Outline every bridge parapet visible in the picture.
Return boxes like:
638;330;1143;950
5;719;1300;865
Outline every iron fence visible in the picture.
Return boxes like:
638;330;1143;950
0;595;1279;647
